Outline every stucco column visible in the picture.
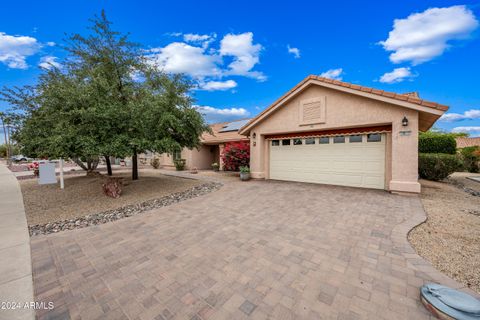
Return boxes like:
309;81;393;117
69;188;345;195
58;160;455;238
389;111;421;193
219;143;225;171
250;133;265;179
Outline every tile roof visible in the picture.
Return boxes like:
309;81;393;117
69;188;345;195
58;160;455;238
201;119;251;144
306;75;449;111
402;92;420;99
456;137;480;148
265;125;392;140
240;75;449;133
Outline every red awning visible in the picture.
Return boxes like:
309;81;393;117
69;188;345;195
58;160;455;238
265;125;391;140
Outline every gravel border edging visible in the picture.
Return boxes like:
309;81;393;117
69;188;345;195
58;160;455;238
445;177;480;197
396;197;480;298
29;182;222;236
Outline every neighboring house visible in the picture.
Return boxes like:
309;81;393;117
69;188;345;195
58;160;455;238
238;75;448;194
456;137;480;149
157;119;250;170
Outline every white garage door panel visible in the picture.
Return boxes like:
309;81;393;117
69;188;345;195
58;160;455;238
269;134;385;189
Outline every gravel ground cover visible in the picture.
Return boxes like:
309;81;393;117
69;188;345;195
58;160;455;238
446;171;480;197
409;176;480;293
29;182;222;236
20;170;205;226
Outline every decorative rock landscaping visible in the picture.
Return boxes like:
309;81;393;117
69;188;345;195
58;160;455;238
29;182;222;236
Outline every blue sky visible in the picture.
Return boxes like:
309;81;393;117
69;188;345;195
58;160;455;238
1;0;480;141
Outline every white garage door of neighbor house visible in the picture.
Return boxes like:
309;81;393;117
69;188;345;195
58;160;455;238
269;133;386;189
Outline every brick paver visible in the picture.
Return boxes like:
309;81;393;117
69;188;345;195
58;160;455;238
31;178;456;319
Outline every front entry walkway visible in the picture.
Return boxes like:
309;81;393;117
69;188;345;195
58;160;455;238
30;177;474;320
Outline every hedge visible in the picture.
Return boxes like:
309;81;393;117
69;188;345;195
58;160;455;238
460;146;480;173
418;153;462;181
418;133;456;154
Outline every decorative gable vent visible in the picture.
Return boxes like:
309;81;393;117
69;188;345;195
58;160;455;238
299;97;326;125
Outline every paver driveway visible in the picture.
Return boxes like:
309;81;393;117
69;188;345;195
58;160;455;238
31;178;445;320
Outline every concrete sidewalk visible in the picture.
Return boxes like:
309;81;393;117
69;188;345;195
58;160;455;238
0;164;34;320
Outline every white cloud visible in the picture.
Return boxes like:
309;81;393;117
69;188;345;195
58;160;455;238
287;45;300;58
380;5;479;65
451;126;480;134
379;67;415;83
148;42;222;78
0;32;41;69
320;68;344;80
194;105;250;122
38;55;60;70
199;80;237;91
440;109;480;122
220;32;265;81
183;33;216;48
183;34;212;42
195;105;249;116
148;32;266;90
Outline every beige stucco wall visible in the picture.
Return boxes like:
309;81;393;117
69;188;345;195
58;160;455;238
159;145;217;170
159;153;174;167
248;84;421;193
184;145;216;170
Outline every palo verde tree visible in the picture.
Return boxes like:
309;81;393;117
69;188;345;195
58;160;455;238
1;69;105;173
2;11;209;180
63;11;209;179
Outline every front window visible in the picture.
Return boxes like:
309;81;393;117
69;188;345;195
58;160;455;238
349;135;362;143
173;151;182;160
319;137;330;144
367;133;382;142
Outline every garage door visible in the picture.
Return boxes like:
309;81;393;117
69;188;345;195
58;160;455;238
269;133;385;189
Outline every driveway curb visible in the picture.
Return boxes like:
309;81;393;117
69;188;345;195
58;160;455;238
390;195;480;299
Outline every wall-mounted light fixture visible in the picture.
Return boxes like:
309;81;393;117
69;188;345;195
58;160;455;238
402;116;409;127
252;133;256;139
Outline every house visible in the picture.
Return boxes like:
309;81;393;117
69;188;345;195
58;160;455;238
238;75;448;194
157;119;250;170
456;137;480;149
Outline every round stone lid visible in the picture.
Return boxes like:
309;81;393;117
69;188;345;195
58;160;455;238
421;283;480;320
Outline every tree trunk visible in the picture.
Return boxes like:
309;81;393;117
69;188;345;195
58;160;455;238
1;120;8;159
2;119;11;165
91;158;99;170
73;157;88;171
105;155;112;176
132;148;138;180
72;157;100;175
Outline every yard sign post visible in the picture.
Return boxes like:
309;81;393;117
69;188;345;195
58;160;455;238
59;158;64;189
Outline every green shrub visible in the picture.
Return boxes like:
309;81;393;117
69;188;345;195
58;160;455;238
418;132;456;154
460;146;480;173
418;153;462;181
150;157;160;169
0;144;20;158
0;144;6;158
239;166;250;173
174;159;186;171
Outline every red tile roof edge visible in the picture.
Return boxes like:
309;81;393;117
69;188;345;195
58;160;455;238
265;125;392;139
240;75;449;133
455;137;480;148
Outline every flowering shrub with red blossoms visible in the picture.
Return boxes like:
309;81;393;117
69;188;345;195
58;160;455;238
221;140;250;171
28;162;40;177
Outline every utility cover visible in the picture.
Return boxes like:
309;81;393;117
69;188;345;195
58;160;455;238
421;283;480;320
